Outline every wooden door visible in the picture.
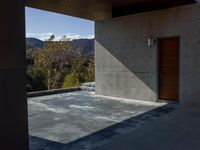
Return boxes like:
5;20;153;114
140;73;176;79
159;37;179;101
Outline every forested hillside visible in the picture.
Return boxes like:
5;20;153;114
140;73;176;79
26;36;95;92
26;38;94;56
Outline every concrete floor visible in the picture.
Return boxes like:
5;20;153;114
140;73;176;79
95;106;200;150
28;91;177;150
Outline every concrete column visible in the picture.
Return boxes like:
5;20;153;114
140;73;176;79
0;0;29;150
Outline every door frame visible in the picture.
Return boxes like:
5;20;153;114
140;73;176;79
156;36;181;102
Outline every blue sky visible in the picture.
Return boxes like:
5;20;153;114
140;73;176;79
25;7;94;41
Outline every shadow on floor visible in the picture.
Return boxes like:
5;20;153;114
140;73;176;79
95;106;200;150
29;103;178;150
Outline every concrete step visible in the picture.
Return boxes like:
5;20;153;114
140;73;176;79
81;82;95;91
81;82;95;88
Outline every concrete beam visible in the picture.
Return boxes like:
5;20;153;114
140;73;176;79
0;0;29;149
27;0;196;20
27;0;112;21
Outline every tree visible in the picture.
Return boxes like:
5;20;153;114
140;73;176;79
27;65;47;92
87;58;95;81
62;48;94;88
34;35;72;90
26;35;95;91
71;48;88;83
62;71;80;88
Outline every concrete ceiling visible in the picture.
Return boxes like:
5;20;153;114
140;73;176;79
112;0;197;17
27;0;196;20
26;0;112;21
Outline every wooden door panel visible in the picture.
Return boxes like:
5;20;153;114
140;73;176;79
159;37;179;101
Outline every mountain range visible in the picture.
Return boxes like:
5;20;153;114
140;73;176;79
26;38;94;56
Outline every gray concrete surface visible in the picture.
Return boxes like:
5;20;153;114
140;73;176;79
28;91;177;150
27;87;81;98
80;82;95;91
95;106;200;150
27;0;112;21
0;1;29;149
95;4;200;106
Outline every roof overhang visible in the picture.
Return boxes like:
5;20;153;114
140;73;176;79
112;0;197;18
27;0;197;21
26;0;112;21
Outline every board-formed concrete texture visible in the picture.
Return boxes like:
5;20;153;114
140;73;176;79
95;4;200;106
28;91;177;150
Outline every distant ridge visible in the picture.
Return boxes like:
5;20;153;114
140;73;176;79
26;38;94;56
26;38;44;49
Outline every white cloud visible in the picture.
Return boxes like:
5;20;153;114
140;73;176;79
26;32;94;41
26;32;54;41
63;33;94;40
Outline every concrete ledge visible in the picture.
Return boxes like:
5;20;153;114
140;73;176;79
27;87;81;98
80;86;95;92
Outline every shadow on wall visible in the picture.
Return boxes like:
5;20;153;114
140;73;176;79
94;11;161;101
29;104;177;150
95;34;158;101
95;3;200;105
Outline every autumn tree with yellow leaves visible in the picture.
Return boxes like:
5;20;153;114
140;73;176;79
27;35;95;91
34;35;72;90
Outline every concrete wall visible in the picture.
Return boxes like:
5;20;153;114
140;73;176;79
0;0;29;149
95;4;200;106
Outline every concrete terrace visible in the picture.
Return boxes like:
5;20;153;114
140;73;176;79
28;91;177;150
96;106;200;150
2;1;200;149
